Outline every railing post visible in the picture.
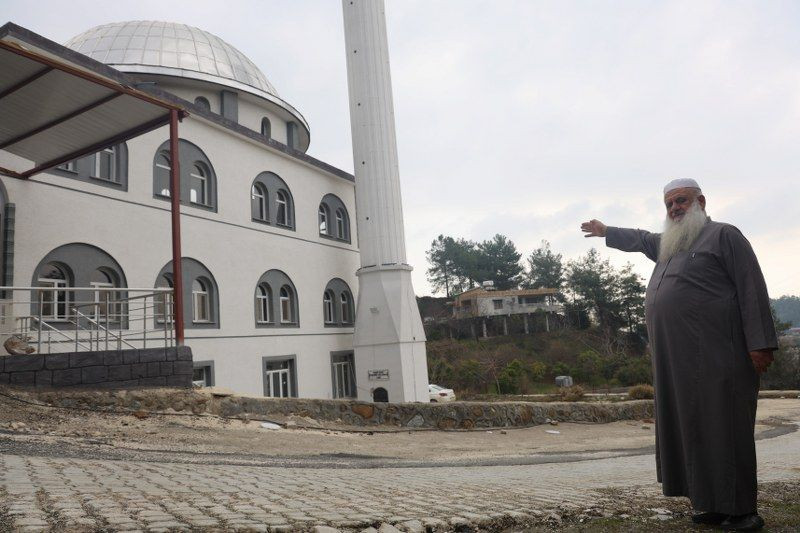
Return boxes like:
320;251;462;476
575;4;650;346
118;304;122;350
162;293;168;347
143;295;147;349
74;307;79;352
37;291;43;354
105;295;109;351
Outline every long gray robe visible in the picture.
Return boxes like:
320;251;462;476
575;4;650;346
606;220;777;515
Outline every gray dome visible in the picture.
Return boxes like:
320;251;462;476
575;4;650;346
65;21;279;99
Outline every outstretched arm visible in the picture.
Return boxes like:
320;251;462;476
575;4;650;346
581;219;607;238
581;219;660;262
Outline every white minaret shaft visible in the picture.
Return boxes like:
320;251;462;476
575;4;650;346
343;0;406;268
342;0;428;403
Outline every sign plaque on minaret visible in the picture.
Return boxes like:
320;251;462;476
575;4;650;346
342;0;429;402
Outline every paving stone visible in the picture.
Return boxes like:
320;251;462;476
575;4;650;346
399;519;424;533
313;526;342;533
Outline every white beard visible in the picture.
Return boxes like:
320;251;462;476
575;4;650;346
658;201;708;262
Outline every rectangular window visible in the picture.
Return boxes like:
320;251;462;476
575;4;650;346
93;147;116;182
192;365;213;387
332;352;356;399
39;280;69;321
264;359;294;398
155;292;174;324
257;294;271;323
155;156;171;197
59;160;77;173
493;299;503;310
336;215;344;238
193;292;210;322
190;175;207;204
90;282;114;322
280;297;292;323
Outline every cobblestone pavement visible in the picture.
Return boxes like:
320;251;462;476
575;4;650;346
1;425;798;532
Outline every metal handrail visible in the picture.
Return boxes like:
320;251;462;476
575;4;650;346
73;309;135;350
28;316;91;351
0;286;174;354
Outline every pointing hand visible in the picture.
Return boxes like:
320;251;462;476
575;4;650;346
581;219;607;238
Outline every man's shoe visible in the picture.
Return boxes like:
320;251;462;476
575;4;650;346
691;511;727;525
719;513;765;531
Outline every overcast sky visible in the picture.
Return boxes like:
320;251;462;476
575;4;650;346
4;0;799;298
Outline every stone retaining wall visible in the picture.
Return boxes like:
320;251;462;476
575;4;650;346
0;347;193;389
18;388;655;429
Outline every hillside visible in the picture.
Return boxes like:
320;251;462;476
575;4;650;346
426;328;651;395
773;295;800;328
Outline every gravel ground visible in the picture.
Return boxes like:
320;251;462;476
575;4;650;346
1;390;797;467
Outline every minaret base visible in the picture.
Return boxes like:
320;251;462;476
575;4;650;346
353;265;429;403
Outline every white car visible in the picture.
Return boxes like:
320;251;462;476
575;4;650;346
428;384;456;402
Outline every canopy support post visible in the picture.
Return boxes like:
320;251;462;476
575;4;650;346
169;109;185;345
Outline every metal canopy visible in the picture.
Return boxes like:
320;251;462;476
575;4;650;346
0;22;184;179
0;22;187;345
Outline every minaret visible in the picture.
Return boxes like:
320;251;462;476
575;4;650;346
342;0;429;403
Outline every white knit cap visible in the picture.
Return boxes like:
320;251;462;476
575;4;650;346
664;178;701;195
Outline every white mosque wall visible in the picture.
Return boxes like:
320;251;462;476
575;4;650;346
0;113;360;397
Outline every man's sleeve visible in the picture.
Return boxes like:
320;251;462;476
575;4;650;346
719;226;778;352
605;227;660;263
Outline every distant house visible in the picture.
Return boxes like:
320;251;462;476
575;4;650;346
449;285;563;336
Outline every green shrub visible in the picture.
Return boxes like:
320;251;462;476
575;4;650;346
529;360;548;381
614;357;652;385
628;383;655;399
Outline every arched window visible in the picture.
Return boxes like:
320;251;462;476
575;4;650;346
155;151;171;197
251;183;268;222
194;96;211;111
156;258;218;329
261;117;271;138
93;146;117;182
256;283;272;323
251;172;293;230
335;209;345;239
38;263;69;321
323;278;354;327
286;121;297;149
276;190;290;226
319;204;329;234
323;291;334;324
279;286;294;323
153;139;217;211
155;274;173;323
192;278;211;323
32;244;128;329
340;291;352;324
190;162;208;205
254;270;297;327
319;194;350;243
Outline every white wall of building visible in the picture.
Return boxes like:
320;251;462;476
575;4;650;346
1;112;360;398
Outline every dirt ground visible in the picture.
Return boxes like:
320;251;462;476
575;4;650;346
0;389;798;464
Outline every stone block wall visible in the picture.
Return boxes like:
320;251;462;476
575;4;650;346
0;347;193;389
20;388;656;430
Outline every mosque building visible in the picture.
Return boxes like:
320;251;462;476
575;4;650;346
0;20;372;399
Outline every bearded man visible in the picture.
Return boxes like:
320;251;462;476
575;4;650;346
581;178;777;532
